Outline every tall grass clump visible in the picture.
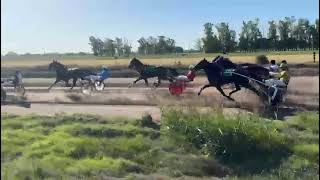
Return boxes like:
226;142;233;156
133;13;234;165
2;111;318;179
161;108;292;172
288;112;319;134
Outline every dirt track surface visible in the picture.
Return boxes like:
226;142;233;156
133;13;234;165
1;76;319;119
1;103;254;121
1;104;162;120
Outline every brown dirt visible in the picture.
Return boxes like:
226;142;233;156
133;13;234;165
1;76;318;119
1;104;162;120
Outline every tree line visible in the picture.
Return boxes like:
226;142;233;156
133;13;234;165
201;17;319;53
88;16;318;56
88;37;132;57
137;36;183;55
89;35;184;57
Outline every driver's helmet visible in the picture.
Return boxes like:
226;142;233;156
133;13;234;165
15;70;22;78
188;65;195;70
101;65;108;70
279;63;288;70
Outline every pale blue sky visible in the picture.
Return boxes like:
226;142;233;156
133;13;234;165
1;0;319;54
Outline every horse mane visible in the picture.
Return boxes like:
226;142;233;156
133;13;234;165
212;56;221;62
50;61;68;72
133;58;144;66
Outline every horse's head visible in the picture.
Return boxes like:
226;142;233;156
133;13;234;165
48;60;57;71
193;58;210;72
48;60;65;71
128;57;143;70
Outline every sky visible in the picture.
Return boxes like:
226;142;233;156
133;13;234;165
1;0;319;54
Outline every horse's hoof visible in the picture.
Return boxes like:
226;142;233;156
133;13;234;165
153;83;160;87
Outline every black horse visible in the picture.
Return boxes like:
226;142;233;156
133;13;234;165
128;57;179;87
212;56;270;81
48;60;94;90
193;58;269;101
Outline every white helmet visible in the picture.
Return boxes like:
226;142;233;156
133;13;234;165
101;65;108;70
188;65;195;70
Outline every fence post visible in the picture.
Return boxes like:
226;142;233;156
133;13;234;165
313;52;316;63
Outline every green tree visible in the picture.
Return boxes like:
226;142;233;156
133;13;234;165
89;36;104;56
137;37;148;55
156;36;167;54
115;37;123;56
239;19;261;51
147;36;158;54
268;20;278;50
278;17;296;50
314;19;319;49
175;46;184;53
202;23;221;53
122;38;132;57
316;19;319;32
165;38;176;53
103;38;115;56
215;22;237;52
292;18;311;50
194;38;203;52
238;35;249;51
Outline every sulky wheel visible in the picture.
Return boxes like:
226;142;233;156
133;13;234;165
15;85;26;96
1;87;6;101
94;81;105;91
81;81;94;95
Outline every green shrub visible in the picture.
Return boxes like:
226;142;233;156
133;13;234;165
161;108;292;172
275;156;319;180
288;112;319;134
293;144;319;162
139;114;160;130
2;112;318;179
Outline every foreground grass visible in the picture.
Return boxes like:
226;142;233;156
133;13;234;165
2;51;319;68
1;110;319;179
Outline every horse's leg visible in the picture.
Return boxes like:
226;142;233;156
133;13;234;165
198;84;213;96
65;80;71;87
229;84;241;97
129;77;142;87
244;84;260;97
154;77;161;87
70;78;77;90
216;86;234;101
144;79;149;86
48;79;59;90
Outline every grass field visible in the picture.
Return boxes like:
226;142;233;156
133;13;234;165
1;108;319;179
1;51;319;68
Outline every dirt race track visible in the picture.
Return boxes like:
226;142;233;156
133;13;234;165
1;76;319;120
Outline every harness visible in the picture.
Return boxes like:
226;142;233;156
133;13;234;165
143;65;156;72
223;69;234;77
222;69;285;106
